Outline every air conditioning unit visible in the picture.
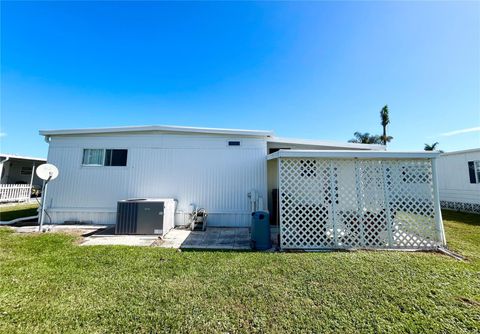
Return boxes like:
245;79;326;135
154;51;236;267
115;198;176;236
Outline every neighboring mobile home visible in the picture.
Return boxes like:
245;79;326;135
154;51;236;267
39;125;445;250
437;148;480;214
0;154;46;202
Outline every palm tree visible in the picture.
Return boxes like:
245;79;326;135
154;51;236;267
380;105;393;145
348;132;382;144
424;142;439;151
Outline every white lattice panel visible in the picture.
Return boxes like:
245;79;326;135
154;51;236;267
279;158;443;250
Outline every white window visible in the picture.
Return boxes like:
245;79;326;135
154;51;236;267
468;161;480;184
82;149;128;166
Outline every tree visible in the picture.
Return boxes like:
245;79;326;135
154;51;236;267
380;105;393;145
348;132;382;144
424;142;439;151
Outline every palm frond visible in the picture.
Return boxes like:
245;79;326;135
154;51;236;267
380;105;390;127
424;142;439;151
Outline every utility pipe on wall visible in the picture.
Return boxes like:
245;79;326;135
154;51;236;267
248;190;259;212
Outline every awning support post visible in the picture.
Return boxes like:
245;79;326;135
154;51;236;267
382;161;394;247
29;163;36;196
431;158;446;246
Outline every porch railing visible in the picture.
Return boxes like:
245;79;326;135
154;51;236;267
0;184;31;203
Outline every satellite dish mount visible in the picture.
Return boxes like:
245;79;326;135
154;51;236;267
36;164;59;232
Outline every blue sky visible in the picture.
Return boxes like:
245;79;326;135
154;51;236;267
1;1;479;158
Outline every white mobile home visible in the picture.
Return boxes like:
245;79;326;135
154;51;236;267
40;125;445;250
437;148;480;214
40;125;380;227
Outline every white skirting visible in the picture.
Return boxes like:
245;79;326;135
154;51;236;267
45;208;253;227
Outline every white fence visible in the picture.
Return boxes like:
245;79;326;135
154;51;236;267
278;158;445;250
0;184;31;203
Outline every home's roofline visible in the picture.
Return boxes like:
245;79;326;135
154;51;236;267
267;150;440;160
39;125;390;151
39;125;274;137
440;148;480;156
268;136;385;151
0;154;46;162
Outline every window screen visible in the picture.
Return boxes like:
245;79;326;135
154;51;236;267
82;149;105;165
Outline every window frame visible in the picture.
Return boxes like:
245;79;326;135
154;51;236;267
82;148;128;167
468;160;480;184
106;149;128;167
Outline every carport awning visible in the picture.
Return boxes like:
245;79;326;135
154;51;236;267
267;150;441;160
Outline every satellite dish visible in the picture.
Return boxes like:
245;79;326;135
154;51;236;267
36;163;59;181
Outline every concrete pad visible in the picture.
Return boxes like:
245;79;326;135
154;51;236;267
81;235;159;246
155;229;191;248
179;227;252;250
9;224;277;250
81;228;191;248
219;229;236;237
15;224;108;234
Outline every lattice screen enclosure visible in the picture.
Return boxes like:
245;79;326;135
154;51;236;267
277;157;445;250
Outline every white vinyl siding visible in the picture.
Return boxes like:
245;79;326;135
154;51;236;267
437;150;480;205
45;133;267;227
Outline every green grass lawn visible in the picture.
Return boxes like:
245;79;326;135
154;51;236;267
0;203;39;221
0;210;479;333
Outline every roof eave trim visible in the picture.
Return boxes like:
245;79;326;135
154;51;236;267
0;154;47;162
440;148;480;156
266;150;441;160
268;136;386;150
39;125;274;137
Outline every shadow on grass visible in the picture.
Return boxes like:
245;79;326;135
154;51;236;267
179;248;254;253
442;210;480;227
0;207;39;222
